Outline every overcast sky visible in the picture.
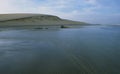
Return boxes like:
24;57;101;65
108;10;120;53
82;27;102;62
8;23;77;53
0;0;120;24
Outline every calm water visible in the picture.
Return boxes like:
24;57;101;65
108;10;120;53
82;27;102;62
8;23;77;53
0;26;120;74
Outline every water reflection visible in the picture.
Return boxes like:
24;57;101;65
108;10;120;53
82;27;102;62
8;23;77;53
0;26;120;74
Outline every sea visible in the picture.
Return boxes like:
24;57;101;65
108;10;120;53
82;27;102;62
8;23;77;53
0;25;120;74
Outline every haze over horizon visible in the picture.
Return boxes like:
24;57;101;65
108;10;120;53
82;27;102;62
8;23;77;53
0;0;120;25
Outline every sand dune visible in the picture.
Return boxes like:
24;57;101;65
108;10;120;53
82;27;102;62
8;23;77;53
0;13;44;21
0;13;89;28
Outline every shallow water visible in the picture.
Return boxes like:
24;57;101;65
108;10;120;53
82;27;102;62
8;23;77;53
0;26;120;74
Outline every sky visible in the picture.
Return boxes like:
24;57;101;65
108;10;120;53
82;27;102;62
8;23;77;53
0;0;120;24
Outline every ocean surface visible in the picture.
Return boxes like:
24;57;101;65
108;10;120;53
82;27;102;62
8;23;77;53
0;25;120;74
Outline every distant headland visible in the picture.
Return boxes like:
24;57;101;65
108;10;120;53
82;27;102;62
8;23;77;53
0;13;90;28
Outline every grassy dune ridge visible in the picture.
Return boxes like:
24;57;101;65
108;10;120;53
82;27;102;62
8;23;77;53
0;13;89;28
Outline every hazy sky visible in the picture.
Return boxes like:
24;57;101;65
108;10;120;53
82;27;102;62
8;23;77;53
0;0;120;24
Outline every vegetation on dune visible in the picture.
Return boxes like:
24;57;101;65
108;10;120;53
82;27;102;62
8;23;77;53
0;14;90;28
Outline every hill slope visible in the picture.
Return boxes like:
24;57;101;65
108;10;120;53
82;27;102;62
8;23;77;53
0;14;89;28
